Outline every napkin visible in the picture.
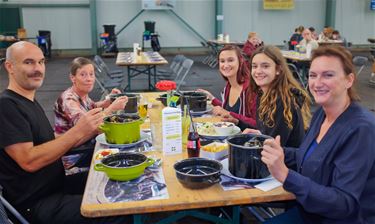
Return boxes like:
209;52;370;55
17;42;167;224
254;179;282;192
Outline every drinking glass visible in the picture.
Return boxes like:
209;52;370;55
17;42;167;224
138;96;148;119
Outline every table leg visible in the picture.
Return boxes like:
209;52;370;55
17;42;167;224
232;206;240;224
148;209;236;224
148;65;152;90
127;66;132;91
153;65;157;87
133;214;144;224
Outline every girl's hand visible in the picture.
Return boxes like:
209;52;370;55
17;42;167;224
221;115;239;124
212;106;229;117
242;128;261;135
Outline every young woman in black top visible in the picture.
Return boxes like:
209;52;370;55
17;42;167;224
243;45;311;147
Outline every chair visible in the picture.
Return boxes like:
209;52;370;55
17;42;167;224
0;198;9;224
0;185;29;224
94;55;123;79
38;30;52;58
246;204;303;224
156;54;185;79
288;63;306;89
94;64;125;98
206;42;219;68
367;39;375;87
157;58;194;91
200;41;212;64
352;56;368;77
175;58;194;90
262;207;303;224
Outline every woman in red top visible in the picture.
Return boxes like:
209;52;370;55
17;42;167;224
197;45;256;128
242;32;264;59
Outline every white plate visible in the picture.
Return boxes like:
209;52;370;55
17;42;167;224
197;123;241;140
95;131;149;148
178;105;212;116
220;158;274;183
190;105;213;116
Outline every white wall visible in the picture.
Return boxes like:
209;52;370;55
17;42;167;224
22;7;91;49
335;0;375;44
96;0;215;48
223;0;325;45
8;0;375;49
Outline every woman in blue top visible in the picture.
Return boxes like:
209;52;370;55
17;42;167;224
262;45;375;223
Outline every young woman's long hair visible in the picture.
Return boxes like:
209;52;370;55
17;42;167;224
217;45;249;84
247;45;311;130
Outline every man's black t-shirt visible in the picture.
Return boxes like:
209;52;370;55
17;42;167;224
0;89;64;210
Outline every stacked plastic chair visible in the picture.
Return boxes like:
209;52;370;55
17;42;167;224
93;55;125;98
0;185;29;224
156;54;186;80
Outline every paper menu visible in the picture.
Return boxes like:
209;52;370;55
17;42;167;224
162;107;182;155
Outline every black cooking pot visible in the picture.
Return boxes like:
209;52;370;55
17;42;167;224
227;134;271;179
174;158;222;189
180;91;207;112
109;93;139;114
156;93;181;107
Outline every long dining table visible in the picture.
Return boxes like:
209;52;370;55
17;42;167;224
81;92;295;224
116;52;168;91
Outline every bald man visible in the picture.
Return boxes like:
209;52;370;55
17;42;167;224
0;42;129;223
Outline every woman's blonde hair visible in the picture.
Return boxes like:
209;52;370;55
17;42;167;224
248;45;311;130
248;32;257;39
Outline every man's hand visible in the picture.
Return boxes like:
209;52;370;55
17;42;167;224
74;108;104;136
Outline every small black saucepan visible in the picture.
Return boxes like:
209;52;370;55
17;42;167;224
156;93;181;106
227;134;272;179
174;157;222;189
109;93;139;114
180;91;207;112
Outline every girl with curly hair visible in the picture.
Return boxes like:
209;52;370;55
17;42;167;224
243;45;311;147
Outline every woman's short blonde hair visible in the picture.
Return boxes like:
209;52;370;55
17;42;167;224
248;32;258;39
70;57;94;76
